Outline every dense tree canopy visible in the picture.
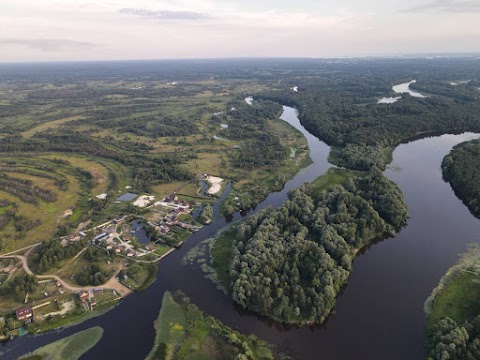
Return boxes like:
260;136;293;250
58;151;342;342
0;273;38;302
32;238;85;273
218;170;407;324
442;139;480;219
428;316;480;360
256;72;480;170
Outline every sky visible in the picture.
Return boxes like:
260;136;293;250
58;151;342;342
1;0;480;62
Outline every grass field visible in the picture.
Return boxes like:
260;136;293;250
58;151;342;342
22;115;85;138
0;152;131;252
19;326;103;360
209;226;238;294
428;271;480;327
148;291;274;360
0;171;80;251
120;263;158;292
40;154;111;195
425;247;480;353
308;168;365;199
148;291;187;360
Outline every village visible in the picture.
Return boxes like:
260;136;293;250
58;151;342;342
0;179;222;340
62;192;203;260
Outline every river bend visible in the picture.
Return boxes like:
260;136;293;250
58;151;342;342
2;106;479;360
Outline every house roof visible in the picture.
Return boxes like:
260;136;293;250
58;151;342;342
16;307;33;318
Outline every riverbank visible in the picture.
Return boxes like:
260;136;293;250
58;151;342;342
442;138;480;219
147;291;275;360
18;326;103;360
220;108;311;216
424;246;480;358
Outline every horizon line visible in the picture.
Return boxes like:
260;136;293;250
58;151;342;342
1;52;480;65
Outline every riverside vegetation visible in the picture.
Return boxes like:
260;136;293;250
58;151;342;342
424;247;480;360
210;168;407;325
147;291;275;360
17;326;104;360
421;140;480;360
442;139;480;219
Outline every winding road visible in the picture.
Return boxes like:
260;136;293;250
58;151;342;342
0;254;131;297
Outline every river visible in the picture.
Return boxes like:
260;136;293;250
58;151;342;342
2;106;479;360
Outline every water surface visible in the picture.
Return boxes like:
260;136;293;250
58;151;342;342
393;80;426;98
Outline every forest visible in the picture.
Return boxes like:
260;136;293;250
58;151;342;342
30;238;86;274
442;139;480;219
254;61;480;170
212;169;407;324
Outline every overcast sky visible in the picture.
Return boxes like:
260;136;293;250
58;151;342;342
1;0;479;62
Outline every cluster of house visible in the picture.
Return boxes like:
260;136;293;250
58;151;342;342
92;231;138;258
152;195;193;233
104;241;137;257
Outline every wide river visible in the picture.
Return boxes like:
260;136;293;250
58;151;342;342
3;106;480;360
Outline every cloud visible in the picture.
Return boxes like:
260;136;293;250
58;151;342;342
119;8;211;20
0;38;95;51
403;0;480;13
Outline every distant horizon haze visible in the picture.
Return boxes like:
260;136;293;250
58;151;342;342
1;0;480;62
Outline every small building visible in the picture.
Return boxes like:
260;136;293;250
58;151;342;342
96;193;108;200
77;290;89;302
126;250;136;257
115;192;138;202
145;244;155;251
93;233;108;243
90;298;97;306
15;307;33;321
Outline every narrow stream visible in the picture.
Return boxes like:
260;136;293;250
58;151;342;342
2;106;479;360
